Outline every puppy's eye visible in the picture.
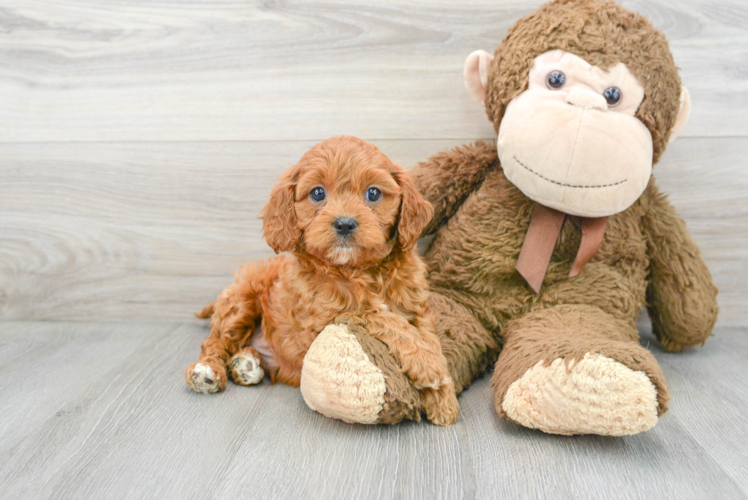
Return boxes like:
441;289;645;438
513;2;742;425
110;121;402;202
310;186;326;202
365;187;382;203
546;70;566;90
603;86;622;107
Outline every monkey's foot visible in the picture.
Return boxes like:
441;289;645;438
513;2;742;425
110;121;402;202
500;353;658;436
300;324;423;425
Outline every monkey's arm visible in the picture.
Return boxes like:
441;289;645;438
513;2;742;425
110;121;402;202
410;140;498;236
641;180;718;352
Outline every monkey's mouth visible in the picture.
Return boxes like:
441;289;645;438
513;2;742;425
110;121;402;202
513;156;627;189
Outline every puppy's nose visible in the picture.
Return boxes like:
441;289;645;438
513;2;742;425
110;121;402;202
333;217;358;237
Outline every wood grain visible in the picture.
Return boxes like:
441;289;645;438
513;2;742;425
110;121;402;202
1;138;744;325
0;0;746;142
463;326;748;499
0;322;746;499
0;321;178;455
0;0;746;497
654;327;748;492
0;322;475;500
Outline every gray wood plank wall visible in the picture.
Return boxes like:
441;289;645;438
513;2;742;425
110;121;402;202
1;0;746;325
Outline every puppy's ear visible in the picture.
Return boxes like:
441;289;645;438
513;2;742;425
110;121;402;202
261;165;302;253
392;165;433;252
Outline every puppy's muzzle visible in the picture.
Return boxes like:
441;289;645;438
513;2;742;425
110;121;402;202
333;217;358;238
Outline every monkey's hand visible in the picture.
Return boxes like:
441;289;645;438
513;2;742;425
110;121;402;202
642;180;718;352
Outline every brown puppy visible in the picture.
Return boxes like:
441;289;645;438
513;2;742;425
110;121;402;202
185;135;459;426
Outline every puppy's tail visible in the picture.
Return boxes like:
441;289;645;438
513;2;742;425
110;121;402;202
195;302;216;319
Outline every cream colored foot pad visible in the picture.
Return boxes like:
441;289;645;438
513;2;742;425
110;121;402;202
502;353;658;436
300;324;386;424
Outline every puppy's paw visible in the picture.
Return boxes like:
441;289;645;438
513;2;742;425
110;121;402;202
185;362;226;394
414;373;453;390
229;347;265;386
404;356;452;390
422;383;460;427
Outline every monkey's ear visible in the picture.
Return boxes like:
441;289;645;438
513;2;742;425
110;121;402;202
464;50;494;105
668;87;691;144
260;166;302;254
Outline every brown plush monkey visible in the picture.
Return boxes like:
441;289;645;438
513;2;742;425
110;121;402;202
299;0;718;435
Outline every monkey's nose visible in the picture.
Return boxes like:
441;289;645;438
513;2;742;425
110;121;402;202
333;217;358;237
566;87;607;110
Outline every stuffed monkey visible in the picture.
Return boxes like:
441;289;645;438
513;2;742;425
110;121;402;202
299;0;718;435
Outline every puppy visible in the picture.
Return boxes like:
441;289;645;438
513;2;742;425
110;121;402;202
185;136;459;425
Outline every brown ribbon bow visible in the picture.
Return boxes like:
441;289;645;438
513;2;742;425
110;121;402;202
516;204;607;293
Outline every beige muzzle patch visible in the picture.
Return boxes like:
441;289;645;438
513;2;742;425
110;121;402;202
498;94;653;217
300;324;386;424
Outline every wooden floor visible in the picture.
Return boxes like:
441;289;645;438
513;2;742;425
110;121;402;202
1;321;746;498
1;0;747;498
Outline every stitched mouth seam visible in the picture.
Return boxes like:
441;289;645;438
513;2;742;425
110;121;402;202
513;156;627;188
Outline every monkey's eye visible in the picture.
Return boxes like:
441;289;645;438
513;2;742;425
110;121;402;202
310;186;326;202
365;187;382;203
603;86;622;107
546;70;566;90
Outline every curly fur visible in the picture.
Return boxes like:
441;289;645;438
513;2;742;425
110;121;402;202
302;1;718;434
185;136;458;424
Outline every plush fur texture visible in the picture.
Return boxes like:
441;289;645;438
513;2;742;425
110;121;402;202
485;0;682;164
298;0;718;435
186;136;459;425
300;324;388;424
502;353;659;436
497;50;655;217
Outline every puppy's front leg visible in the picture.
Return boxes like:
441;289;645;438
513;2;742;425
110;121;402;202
350;312;447;388
409;314;459;427
344;311;459;425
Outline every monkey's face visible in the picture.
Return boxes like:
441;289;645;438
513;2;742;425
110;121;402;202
497;50;652;217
